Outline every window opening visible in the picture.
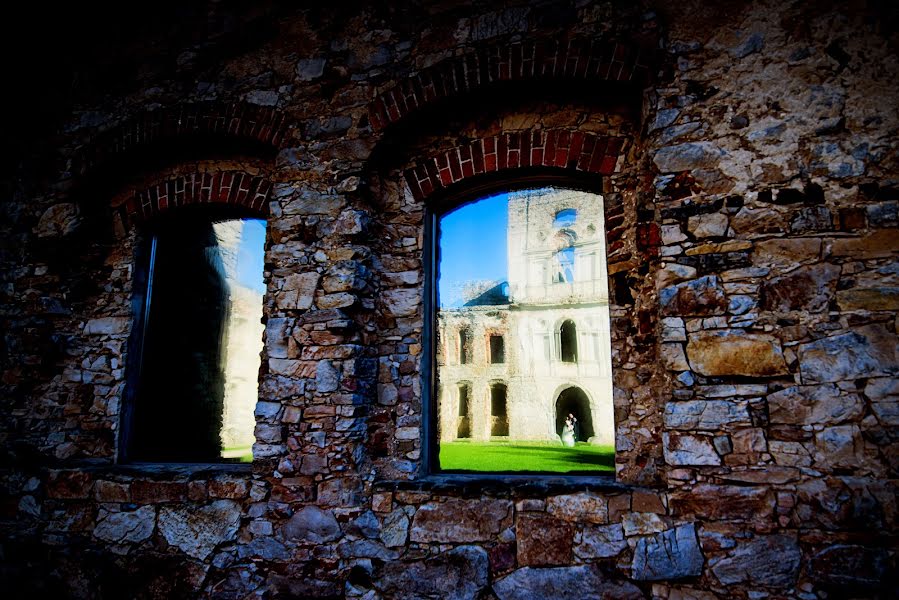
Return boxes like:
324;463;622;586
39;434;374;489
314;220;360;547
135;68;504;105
560;319;578;363
435;187;614;473
457;383;471;439
458;328;472;364
127;215;265;463
489;334;505;363
490;383;509;436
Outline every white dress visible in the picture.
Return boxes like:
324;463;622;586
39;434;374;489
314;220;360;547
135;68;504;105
561;424;575;447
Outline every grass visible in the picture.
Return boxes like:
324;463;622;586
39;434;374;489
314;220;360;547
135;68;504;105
222;445;253;463
439;440;615;473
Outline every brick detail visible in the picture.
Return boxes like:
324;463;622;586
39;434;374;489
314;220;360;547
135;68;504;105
118;171;271;225
403;130;628;202
370;37;655;131
72;102;291;177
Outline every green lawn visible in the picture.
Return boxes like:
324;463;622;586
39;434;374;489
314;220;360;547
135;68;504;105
222;445;253;463
439;440;615;473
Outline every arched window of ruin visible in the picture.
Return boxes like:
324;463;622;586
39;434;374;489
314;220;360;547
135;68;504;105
560;319;578;363
554;247;575;283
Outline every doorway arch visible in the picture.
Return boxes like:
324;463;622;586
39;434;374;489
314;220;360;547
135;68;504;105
555;386;594;442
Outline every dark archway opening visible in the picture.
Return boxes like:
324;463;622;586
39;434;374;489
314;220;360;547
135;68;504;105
560;319;577;362
555;386;594;442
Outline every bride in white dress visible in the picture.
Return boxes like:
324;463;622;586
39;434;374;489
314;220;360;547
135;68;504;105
561;417;576;447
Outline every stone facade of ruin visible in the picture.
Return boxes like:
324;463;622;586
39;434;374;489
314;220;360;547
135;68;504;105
1;1;897;598
437;188;615;446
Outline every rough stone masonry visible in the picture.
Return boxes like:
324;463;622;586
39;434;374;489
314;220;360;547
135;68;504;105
0;1;897;599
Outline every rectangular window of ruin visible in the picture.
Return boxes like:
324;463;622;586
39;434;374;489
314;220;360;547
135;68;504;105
458;328;471;364
123;214;265;463
489;334;505;363
433;187;615;474
490;383;509;436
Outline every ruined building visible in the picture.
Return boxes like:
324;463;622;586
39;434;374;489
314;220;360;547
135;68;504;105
1;1;897;598
437;188;614;446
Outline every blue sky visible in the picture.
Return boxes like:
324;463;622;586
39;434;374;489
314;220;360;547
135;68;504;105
236;219;267;295
439;192;508;307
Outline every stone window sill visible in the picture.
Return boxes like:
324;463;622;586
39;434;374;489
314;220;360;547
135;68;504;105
70;461;253;478
373;474;632;497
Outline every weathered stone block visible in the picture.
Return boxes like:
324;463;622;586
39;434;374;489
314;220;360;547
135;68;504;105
281;505;341;543
664;400;752;430
768;384;863;425
798;325;898;383
669;484;774;521
573;523;627;559
753;238;821;271
760;263;839;312
516;514;573;566
83;317;129;336
808;544;888;591
493;565;643;600
545;493;607;524
158;500;241;559
836;287;899;311
373;545;489;600
276;272;320;310
687;330;788;377
710;534;801;588
663;432;721;465
93;505;156;544
410;498;512;543
653;142;725;173
831;229;897;258
660;275;727;316
631;523;704;581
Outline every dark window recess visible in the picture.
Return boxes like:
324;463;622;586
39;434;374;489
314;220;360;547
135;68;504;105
459;328;471;364
560;319;578;363
489;335;505;363
490;383;508;436
457;384;471;439
126;214;265;463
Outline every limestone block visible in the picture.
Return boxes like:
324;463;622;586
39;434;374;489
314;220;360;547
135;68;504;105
382;288;421;316
281;505;341;543
660;275;728;316
836;287;899;311
277;272;320;310
83;317;129;336
545;492;608;524
664;400;752;430
798;325;898;383
686;330;788;377
760;263;839;312
493;565;643;600
768;384;863;425
158;500;241;559
710;534;801;588
631;523;704;581
687;213;728;238
35;203;81;238
663;432;721;466
93;505;155;544
831;229;897;258
515;514;573;566
653;142;724;173
573;523;626;559
410;498;512;543
373;545;489;600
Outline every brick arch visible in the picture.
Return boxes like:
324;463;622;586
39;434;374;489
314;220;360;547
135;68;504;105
71;101;292;178
403;129;629;202
112;170;271;228
369;36;656;132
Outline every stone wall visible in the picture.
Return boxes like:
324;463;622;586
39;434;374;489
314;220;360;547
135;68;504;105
1;1;897;598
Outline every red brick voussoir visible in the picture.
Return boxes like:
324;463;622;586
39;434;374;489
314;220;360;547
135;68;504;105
403;130;628;202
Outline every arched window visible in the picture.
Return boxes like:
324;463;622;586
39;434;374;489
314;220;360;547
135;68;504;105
560;319;578;363
433;186;614;473
124;209;266;463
